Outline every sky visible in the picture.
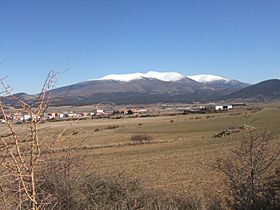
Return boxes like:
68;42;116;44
0;0;280;93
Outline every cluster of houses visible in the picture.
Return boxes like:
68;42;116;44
0;107;148;123
0;103;246;124
0;112;37;123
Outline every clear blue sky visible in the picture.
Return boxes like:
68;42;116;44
1;0;280;93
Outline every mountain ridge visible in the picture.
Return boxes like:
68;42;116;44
5;71;279;106
224;79;280;100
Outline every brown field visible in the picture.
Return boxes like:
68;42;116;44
2;102;280;201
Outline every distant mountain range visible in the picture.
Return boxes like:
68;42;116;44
3;71;280;106
46;71;249;105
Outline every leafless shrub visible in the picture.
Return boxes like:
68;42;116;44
82;173;145;209
38;159;210;210
215;130;280;210
0;72;82;209
36;152;87;210
0;72;57;209
130;134;153;144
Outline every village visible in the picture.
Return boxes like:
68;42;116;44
0;103;246;124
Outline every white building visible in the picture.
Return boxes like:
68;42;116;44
215;105;233;111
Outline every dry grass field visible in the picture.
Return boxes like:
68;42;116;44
1;102;280;204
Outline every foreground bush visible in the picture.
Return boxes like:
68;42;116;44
215;130;280;210
36;156;219;210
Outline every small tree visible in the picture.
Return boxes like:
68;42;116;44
0;72;56;209
215;130;280;210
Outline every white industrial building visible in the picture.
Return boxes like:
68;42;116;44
215;105;233;111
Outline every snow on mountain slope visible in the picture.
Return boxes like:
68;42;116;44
99;71;185;82
100;72;144;82
145;71;185;81
188;74;230;83
98;71;233;83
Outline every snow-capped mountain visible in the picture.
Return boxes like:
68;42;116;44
100;71;185;82
188;74;230;83
8;71;251;106
99;71;234;84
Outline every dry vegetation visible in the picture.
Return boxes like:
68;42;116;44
36;103;280;209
